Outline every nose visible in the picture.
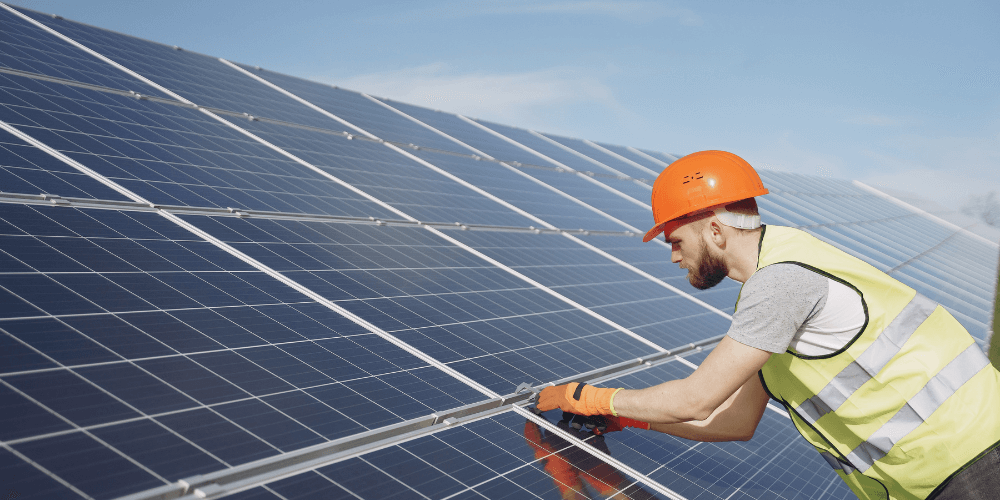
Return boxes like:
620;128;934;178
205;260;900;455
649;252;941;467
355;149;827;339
671;247;681;264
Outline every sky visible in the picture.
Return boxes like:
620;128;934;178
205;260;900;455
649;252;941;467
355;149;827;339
13;0;1000;212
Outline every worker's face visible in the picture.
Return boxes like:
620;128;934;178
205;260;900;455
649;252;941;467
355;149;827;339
666;222;728;290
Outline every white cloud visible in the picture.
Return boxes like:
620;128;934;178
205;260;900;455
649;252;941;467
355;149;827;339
319;63;626;127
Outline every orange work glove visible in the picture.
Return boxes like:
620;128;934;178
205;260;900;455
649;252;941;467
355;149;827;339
537;382;623;416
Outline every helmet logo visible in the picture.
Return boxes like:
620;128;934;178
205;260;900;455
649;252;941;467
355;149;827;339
681;172;704;184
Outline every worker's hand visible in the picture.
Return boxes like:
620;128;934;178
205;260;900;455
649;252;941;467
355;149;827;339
537;382;622;415
559;412;650;435
592;415;651;435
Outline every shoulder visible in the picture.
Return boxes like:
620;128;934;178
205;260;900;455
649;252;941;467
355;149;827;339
744;263;827;295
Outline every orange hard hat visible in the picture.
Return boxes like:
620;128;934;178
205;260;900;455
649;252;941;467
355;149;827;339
642;150;769;242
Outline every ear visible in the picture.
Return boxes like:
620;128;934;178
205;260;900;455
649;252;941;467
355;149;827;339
707;219;727;249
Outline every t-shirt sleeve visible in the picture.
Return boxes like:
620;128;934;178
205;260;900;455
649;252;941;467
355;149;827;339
727;263;829;353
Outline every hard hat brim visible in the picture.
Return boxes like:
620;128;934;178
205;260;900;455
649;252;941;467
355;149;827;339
642;222;667;243
642;218;689;243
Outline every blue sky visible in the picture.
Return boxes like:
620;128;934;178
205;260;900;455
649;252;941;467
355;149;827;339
15;0;1000;211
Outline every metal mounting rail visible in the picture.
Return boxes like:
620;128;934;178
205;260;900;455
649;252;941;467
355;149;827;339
113;337;721;500
0;66;655;185
0;193;642;237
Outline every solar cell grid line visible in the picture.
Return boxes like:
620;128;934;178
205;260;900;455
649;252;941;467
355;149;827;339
111;342;719;499
212;113;539;229
533;131;660;182
515;407;686;500
571;233;743;315
229;62;470;155
6;4;348;133
536;132;658;182
223;60;629;234
0;124;132;201
586;141;667;177
364;98;636;234
458;116;656;228
0;4;168;98
406;149;629;233
217;409;675;500
251;84;728;332
462;120;633;180
444;230;732;349
544;360;856;500
635;149;681;169
0;75;400;219
468;120;658;203
220;62;730;351
629;147;676;168
0;11;678;392
855;179;999;249
896;231;998;294
0;204;492;500
180;214;665;394
5;6;447;222
368;95;661;233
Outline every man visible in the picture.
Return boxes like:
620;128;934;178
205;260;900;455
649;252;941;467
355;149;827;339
536;151;1000;500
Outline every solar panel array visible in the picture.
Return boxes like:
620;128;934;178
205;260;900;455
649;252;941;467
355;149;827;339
1;4;996;499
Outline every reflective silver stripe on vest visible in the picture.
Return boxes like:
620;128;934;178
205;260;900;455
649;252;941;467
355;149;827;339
844;343;990;472
796;293;938;425
819;451;856;475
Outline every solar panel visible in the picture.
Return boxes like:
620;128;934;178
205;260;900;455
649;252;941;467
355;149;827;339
529;130;662;182
0;72;396;218
586;141;669;177
232;408;668;500
467;119;657;205
1;4;996;500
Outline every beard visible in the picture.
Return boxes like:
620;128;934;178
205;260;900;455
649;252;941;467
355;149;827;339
688;240;728;290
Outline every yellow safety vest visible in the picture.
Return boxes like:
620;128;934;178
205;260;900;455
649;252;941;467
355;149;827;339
746;225;1000;500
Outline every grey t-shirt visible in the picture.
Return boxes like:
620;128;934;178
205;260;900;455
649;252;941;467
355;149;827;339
727;263;829;353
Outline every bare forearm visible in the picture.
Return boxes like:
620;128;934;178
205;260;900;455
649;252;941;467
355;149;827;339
612;379;709;424
636;377;769;442
612;338;772;425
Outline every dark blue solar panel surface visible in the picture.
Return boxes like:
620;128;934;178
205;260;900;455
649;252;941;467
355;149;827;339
14;6;346;132
447;230;732;348
182;215;659;394
0;126;130;200
236;64;468;154
0;204;487;499
573;233;742;315
0;72;396;218
408;148;629;232
0;6;166;96
496;165;651;231
238;409;668;500
539;132;661;182
1;6;995;500
589;142;668;177
471;120;622;174
374;99;655;230
232;118;539;227
471;120;657;205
